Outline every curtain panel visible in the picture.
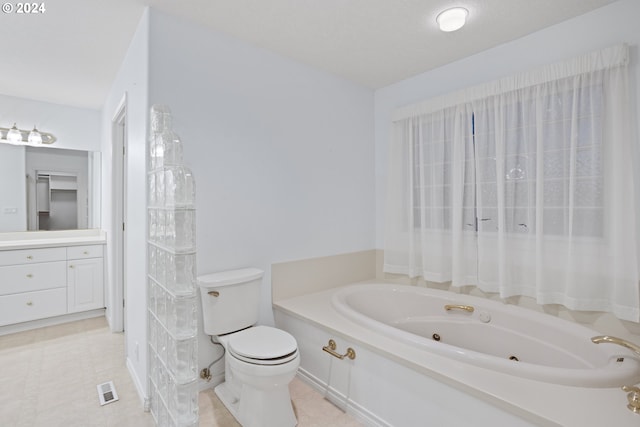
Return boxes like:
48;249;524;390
384;45;640;321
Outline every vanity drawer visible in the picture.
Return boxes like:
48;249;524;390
0;287;67;326
67;245;103;260
0;247;67;267
0;261;67;296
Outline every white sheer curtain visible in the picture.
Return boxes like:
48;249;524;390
384;45;640;321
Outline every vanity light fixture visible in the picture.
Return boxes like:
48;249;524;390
28;126;43;145
436;7;468;32
6;123;22;144
0;123;56;145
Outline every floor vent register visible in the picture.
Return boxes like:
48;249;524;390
97;381;119;406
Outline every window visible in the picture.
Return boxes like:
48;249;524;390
411;79;604;238
385;45;639;321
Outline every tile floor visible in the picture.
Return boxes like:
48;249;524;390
0;317;363;427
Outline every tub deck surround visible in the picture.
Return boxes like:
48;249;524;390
0;229;106;250
273;282;640;426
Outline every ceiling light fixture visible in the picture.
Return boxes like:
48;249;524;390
0;123;56;145
436;7;468;32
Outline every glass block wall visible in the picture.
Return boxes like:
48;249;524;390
147;105;199;427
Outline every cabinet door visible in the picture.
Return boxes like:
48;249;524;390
67;258;104;313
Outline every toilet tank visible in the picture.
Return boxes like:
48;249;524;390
197;268;264;336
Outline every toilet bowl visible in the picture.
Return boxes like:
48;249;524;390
198;269;300;427
215;326;300;427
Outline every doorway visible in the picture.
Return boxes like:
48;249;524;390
111;94;127;335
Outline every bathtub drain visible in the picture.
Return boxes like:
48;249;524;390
432;333;441;341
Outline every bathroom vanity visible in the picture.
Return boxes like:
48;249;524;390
0;229;106;331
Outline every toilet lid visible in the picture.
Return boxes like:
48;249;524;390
228;326;298;365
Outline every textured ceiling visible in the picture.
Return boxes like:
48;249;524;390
0;0;618;109
0;0;145;109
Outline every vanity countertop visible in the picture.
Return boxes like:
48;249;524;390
0;229;106;250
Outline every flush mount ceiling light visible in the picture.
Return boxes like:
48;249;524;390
436;7;469;32
0;123;56;145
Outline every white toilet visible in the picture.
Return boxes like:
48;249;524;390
198;268;299;427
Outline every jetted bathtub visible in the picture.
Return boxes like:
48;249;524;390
330;283;640;388
274;281;640;425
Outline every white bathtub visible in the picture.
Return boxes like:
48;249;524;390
331;283;640;388
274;281;640;426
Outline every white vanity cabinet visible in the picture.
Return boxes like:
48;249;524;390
67;245;104;313
0;243;105;327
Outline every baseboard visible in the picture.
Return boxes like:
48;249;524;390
0;309;105;336
105;309;113;331
295;368;390;427
126;357;148;408
105;308;124;333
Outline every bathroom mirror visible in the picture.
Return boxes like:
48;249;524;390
0;144;101;233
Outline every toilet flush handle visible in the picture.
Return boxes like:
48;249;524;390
208;291;219;297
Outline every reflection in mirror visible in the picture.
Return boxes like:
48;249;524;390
0;144;100;233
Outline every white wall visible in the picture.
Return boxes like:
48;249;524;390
0;93;100;151
101;9;149;400
147;9;374;383
374;0;640;248
0;145;26;232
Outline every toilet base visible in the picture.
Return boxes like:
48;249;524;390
215;381;297;427
214;382;240;420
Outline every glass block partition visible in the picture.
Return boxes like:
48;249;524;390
147;105;199;427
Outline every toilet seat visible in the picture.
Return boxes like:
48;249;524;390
228;325;298;365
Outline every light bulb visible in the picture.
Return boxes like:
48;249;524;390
28;126;43;145
436;7;468;32
7;123;23;144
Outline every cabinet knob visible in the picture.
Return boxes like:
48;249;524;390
69;265;74;269
26;255;33;260
26;274;33;278
26;301;33;306
83;251;89;255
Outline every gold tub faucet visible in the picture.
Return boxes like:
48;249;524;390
591;335;640;356
592;335;640;414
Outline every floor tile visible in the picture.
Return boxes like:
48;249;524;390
1;318;364;426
